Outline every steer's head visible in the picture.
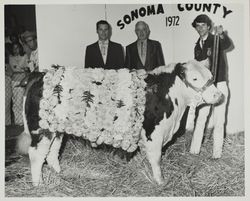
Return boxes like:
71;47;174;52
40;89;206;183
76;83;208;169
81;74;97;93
176;60;223;105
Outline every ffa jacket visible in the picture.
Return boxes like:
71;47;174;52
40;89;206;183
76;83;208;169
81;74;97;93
194;32;231;82
125;39;165;71
85;41;124;69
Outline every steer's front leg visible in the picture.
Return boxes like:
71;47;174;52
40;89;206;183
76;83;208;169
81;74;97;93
46;133;64;173
141;129;164;185
190;105;211;154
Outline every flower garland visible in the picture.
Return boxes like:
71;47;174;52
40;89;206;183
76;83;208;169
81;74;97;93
39;66;147;152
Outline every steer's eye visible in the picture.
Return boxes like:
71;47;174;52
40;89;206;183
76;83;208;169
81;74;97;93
193;78;197;81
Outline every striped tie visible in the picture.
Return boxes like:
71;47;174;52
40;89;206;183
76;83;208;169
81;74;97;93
141;42;144;57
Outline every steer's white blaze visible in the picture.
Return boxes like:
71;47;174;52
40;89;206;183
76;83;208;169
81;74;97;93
29;136;51;186
46;134;63;173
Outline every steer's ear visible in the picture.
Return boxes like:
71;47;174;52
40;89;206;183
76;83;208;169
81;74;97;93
199;59;210;69
174;63;186;80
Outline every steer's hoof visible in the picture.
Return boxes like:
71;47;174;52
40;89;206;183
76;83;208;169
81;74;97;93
33;181;41;187
212;151;222;159
189;146;200;155
32;176;43;187
51;163;61;173
155;177;164;185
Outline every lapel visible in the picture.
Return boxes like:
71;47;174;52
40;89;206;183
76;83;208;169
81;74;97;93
144;39;151;68
133;42;143;67
106;41;112;66
202;33;213;56
201;33;213;51
95;41;105;66
196;38;202;51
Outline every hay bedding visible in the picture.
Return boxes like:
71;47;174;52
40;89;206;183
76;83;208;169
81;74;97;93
5;130;244;197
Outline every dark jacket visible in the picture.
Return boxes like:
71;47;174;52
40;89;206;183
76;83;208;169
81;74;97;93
85;40;124;69
125;39;165;71
194;32;231;82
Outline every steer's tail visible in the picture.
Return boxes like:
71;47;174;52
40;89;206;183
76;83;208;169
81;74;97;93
16;72;45;155
16;131;31;155
16;95;31;155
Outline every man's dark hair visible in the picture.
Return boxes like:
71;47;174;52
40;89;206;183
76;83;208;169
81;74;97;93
96;20;110;30
192;14;212;30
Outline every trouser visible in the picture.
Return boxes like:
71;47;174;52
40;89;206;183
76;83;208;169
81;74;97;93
189;81;229;158
11;74;26;125
5;75;12;126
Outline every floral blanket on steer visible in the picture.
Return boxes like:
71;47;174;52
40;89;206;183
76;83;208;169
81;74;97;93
38;66;147;152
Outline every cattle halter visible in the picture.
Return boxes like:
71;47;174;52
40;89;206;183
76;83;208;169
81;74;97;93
181;78;215;105
182;78;214;93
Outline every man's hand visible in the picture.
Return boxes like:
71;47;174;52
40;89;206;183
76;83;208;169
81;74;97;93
214;25;225;39
216;25;223;34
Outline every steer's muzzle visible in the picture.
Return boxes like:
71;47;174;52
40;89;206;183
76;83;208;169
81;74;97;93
202;85;223;105
213;91;224;105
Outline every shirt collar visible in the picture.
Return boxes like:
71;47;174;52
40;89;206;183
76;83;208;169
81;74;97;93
137;39;147;44
200;33;209;42
98;40;109;45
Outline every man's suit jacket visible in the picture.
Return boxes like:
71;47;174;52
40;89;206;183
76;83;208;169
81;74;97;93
85;40;124;69
125;39;165;71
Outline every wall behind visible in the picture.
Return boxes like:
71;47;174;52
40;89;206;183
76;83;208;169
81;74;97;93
36;3;245;134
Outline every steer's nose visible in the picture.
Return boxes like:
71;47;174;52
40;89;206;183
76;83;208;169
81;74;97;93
214;91;224;105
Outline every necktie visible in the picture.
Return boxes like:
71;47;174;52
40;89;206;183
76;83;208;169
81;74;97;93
141;42;144;57
101;43;106;55
201;39;204;49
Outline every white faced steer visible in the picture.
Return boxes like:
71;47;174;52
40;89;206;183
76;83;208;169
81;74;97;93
17;60;222;186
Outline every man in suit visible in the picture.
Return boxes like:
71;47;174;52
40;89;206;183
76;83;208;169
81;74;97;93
125;21;165;71
85;20;124;69
188;14;232;159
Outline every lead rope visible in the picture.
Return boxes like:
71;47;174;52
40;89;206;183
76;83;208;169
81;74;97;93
211;26;220;84
211;26;220;119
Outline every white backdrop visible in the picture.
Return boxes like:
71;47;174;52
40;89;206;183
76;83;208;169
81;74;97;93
36;3;245;134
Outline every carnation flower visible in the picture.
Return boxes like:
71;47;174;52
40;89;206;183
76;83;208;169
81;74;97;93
49;123;57;133
39;119;49;129
127;143;138;152
121;139;131;151
40;98;50;109
96;134;105;145
49;95;59;107
39;109;48;120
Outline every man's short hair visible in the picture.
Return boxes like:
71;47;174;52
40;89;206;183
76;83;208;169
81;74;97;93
96;20;110;30
192;14;212;30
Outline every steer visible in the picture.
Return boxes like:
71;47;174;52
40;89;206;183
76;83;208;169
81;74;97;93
17;60;222;186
